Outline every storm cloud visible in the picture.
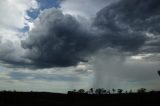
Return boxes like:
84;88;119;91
94;0;160;52
22;8;97;68
0;0;160;69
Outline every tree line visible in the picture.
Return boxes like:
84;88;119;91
68;88;147;94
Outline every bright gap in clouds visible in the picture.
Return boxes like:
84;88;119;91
60;0;118;18
131;54;152;60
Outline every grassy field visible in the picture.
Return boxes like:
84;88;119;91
0;91;159;106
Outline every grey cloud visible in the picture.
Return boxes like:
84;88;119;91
22;9;97;68
0;38;28;66
143;54;160;61
9;72;29;80
95;0;160;33
60;0;119;17
142;36;160;53
9;71;79;81
1;0;160;69
22;0;160;68
93;0;160;53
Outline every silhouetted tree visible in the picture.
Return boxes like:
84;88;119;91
67;91;73;94
117;89;123;94
102;89;106;94
137;88;146;93
125;90;128;94
85;91;89;94
129;89;133;93
157;70;160;76
112;88;116;94
95;88;103;94
78;89;85;93
95;89;100;94
89;88;94;94
73;89;77;93
106;90;110;94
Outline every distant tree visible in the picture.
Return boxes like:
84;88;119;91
129;89;133;93
95;89;100;94
95;88;103;94
102;89;107;94
85;91;89;94
117;89;123;94
89;88;94;94
67;91;73;94
125;90;128;94
137;88;146;93
149;90;155;93
157;70;160;76
73;89;77;93
112;88;116;94
2;90;7;92
106;90;110;94
78;89;85;93
95;88;107;94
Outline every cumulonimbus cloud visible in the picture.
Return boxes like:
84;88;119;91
1;0;160;68
21;9;97;68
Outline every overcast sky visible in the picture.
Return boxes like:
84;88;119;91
0;0;160;93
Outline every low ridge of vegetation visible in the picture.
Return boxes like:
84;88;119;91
0;88;159;106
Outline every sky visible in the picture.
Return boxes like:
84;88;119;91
0;0;160;93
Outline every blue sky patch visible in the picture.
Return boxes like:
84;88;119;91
27;9;40;20
37;0;61;10
21;0;61;33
